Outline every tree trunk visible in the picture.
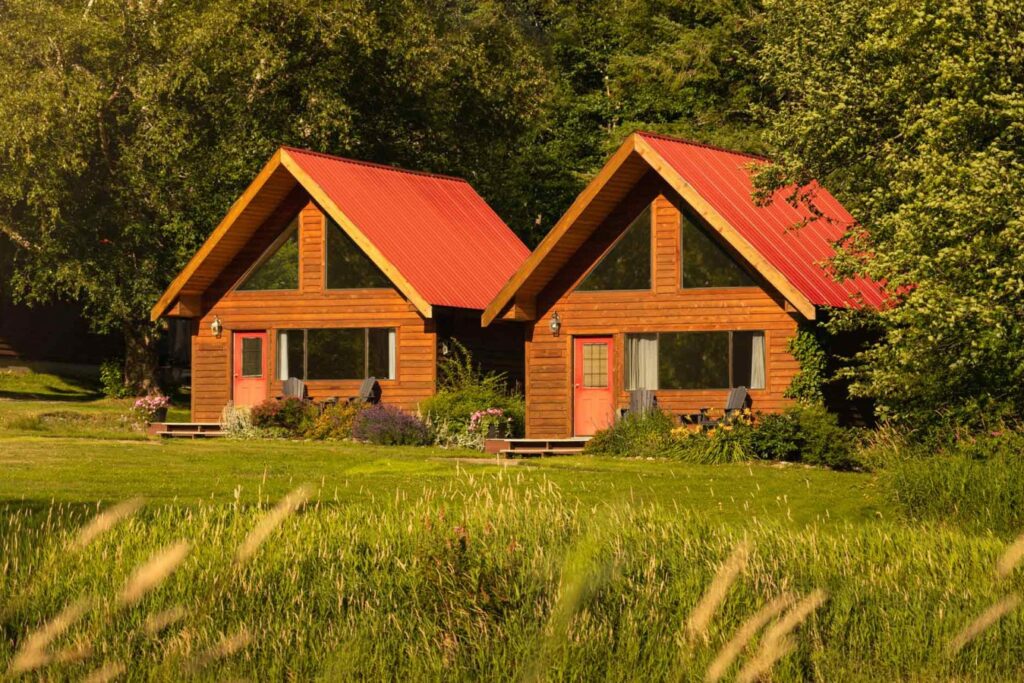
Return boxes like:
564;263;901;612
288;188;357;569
123;320;160;395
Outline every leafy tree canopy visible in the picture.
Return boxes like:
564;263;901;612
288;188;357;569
757;0;1024;426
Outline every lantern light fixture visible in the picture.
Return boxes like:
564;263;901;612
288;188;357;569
549;312;561;337
211;315;223;338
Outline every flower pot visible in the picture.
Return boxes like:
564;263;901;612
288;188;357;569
151;407;168;423
486;423;506;439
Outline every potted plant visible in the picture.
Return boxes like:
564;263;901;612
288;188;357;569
132;394;171;425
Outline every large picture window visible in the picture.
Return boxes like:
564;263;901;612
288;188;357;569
277;328;395;381
325;218;391;289
576;205;652;291
237;218;300;291
680;212;755;288
625;331;765;390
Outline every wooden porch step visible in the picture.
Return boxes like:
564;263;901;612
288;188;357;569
152;422;224;439
157;430;225;439
495;437;590;457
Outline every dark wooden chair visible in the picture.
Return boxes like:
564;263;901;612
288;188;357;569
279;377;307;400
628;389;657;415
347;377;381;405
680;386;750;429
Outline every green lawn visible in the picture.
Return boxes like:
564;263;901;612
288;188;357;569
0;436;881;526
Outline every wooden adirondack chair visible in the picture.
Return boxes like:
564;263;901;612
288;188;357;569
680;386;750;429
347;377;381;405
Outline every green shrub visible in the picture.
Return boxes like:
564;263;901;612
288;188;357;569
250;397;317;435
99;359;130;398
671;419;757;464
747;405;860;470
305;402;364;440
420;341;525;447
584;410;675;457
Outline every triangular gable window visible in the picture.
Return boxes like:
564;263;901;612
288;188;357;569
680;211;755;288
576;204;652;291
237;218;299;291
325;218;391;289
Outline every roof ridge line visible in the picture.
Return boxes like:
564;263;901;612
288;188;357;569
280;146;470;183
635;131;770;162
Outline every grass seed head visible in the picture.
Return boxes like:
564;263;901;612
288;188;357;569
9;598;90;674
117;541;191;607
144;605;187;636
996;533;1024;579
686;540;751;642
83;661;126;683
71;498;144;551
949;594;1021;655
236;485;312;564
705;592;795;683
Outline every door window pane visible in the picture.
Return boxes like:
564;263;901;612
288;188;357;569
582;343;609;387
241;337;263;377
577;205;652;291
307;329;364;380
681;213;755;288
659;332;729;389
238;219;299;290
326;219;391;289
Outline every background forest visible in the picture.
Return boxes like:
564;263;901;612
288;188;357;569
0;0;1021;429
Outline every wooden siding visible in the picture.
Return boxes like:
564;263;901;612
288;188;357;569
524;176;799;438
190;201;436;422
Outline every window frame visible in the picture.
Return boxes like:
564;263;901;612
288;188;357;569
233;217;301;293
573;204;654;294
276;327;397;381
624;330;767;391
679;207;758;291
323;217;393;291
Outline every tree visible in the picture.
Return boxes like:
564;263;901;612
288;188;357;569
0;0;550;391
757;0;1024;426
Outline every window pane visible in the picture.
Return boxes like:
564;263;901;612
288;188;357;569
241;337;263;377
681;213;754;288
732;331;765;389
307;329;364;380
577;205;651;291
368;328;394;379
582;343;609;387
278;330;305;380
326;218;391;289
238;221;299;290
658;332;729;389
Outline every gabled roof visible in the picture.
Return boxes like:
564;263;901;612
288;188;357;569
482;132;886;325
151;147;530;320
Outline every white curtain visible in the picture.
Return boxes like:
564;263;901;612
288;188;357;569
750;332;765;389
278;331;289;380
625;334;659;390
388;329;397;379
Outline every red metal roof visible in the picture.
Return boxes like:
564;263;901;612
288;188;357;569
638;132;886;308
284;147;530;311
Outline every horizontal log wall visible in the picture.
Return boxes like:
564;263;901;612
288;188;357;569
190;200;435;422
524;175;800;438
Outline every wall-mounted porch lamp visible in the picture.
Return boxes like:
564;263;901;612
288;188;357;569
549;312;561;337
210;315;223;338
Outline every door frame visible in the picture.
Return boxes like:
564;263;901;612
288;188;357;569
571;335;615;437
232;329;269;406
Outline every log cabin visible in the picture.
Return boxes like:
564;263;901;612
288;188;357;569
482;132;885;439
151;147;529;422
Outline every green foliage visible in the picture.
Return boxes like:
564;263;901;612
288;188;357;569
421;341;525;447
784;326;827;405
749;405;860;470
671;420;758;464
250;398;316;435
880;431;1024;536
758;0;1024;427
583;409;676;457
99;360;129;399
304;402;364;441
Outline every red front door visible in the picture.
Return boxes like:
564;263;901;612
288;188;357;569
573;336;615;436
233;331;268;408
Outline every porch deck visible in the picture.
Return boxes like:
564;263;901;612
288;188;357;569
149;422;224;439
